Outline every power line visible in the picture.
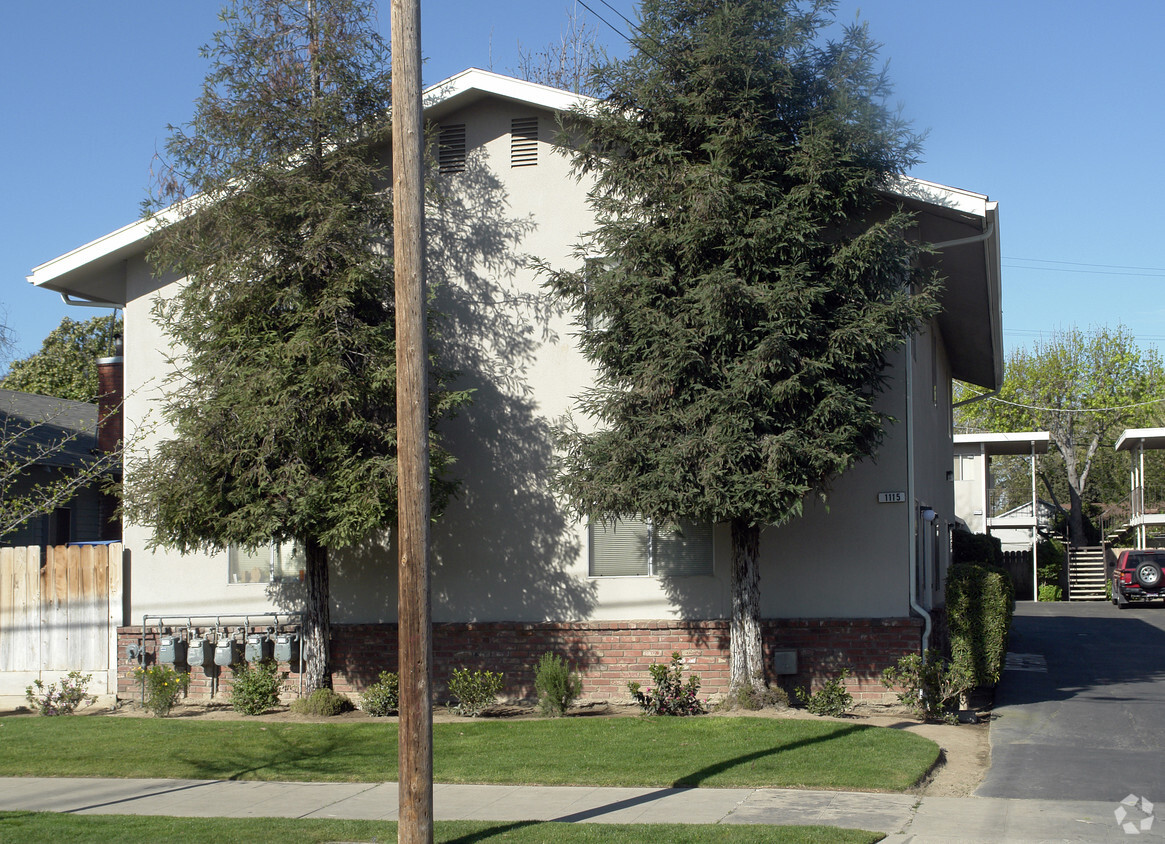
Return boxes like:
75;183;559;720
959;389;1165;414
1004;256;1165;273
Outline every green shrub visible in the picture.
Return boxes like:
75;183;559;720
533;653;582;717
447;668;504;717
720;682;789;711
360;671;400;716
947;562;1014;689
795;669;854;717
25;671;96;716
951;530;1001;567
290;687;353;716
1037;537;1064;587
1038;583;1063;602
134;664;191;717
628;652;706;716
881;651;971;722
230;659;284;715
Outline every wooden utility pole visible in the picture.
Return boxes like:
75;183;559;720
391;0;432;841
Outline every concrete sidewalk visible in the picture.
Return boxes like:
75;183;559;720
0;777;1158;842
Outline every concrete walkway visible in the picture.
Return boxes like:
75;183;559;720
2;777;1160;842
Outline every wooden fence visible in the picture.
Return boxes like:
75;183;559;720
0;544;122;697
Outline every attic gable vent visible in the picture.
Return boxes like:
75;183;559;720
438;123;466;174
511;117;539;167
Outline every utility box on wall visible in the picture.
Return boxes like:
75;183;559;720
274;633;298;663
772;649;798;675
188;636;214;667
215;638;240;667
159;635;187;665
245;634;273;663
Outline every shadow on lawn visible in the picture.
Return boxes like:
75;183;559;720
173;725;390;781
445;821;543;843
670;723;865;787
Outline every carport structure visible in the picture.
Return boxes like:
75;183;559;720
953;431;1050;599
1115;427;1165;549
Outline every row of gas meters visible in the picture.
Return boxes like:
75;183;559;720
147;630;300;668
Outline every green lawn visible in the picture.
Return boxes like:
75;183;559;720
0;812;883;844
0;715;938;792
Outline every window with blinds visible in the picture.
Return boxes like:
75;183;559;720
589;517;713;577
229;541;306;583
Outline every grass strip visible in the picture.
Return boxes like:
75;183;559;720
0;715;937;791
0;812;883;844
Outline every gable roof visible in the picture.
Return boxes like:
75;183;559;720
0;389;98;470
27;68;1002;389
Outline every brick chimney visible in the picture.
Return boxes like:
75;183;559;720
96;335;123;541
96;335;124;454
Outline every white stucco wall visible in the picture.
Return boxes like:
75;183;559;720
111;89;964;628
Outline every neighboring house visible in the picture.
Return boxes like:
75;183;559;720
0;382;121;547
27;69;1003;702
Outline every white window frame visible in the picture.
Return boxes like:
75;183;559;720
588;516;714;578
228;540;305;584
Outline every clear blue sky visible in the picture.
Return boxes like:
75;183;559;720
4;1;1165;364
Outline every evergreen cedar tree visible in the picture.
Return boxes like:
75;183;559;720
546;0;942;694
956;325;1165;549
126;0;468;692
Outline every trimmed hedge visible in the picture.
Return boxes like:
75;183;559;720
946;562;1014;688
951;530;1002;567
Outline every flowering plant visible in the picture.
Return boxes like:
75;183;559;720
25;671;96;716
628;652;705;716
134;664;190;717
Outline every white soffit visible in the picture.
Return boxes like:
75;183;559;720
954;432;1051;456
1116;428;1165;452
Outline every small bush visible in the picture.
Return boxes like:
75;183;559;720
447;668;504;717
361;671;400;716
951;530;1001;567
230;659;284;715
881;651;971;722
795;669;854;717
290;687;353;716
628;652;706;716
533;653;582;717
1038;583;1063;602
947;562;1014;689
25;671;96;716
720;682;789;711
134;664;190;717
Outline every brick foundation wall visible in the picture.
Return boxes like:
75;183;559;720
118;616;921;705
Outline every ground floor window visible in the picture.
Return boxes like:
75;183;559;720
589;516;713;577
228;541;305;584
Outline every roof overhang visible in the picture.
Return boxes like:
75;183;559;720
28;71;1001;389
890;178;1003;391
1116;428;1165;452
954;431;1050;456
27;69;594;308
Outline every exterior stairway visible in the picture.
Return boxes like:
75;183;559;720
1068;546;1108;601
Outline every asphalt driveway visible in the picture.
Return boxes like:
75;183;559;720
977;600;1165;802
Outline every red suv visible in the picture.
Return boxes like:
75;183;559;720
1112;550;1165;608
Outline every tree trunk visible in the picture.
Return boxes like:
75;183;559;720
1067;484;1087;549
303;536;332;692
729;519;764;695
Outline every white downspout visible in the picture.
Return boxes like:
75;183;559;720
906;336;932;656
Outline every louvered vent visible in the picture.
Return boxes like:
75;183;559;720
511;117;539;167
438;124;466;174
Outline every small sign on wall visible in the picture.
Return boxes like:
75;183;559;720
877;491;907;503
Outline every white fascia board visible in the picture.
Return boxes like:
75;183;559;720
953;432;1051;455
1116;428;1165;452
423;67;595;117
29;69;595;298
888;175;992;220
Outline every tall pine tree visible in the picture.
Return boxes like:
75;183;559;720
548;0;940;694
128;0;467;691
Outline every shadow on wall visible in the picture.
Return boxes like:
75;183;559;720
268;146;596;674
425;146;596;624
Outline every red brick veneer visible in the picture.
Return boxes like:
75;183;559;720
118;617;921;704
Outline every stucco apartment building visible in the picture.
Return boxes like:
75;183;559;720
28;70;1002;702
